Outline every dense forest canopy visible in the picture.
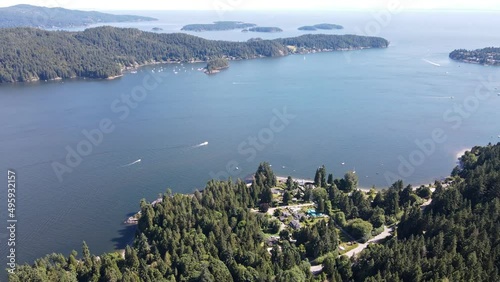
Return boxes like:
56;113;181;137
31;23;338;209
205;58;230;74
449;47;500;66
276;34;389;50
181;21;256;31
247;27;284;33
299;24;344;31
0;26;389;83
0;4;156;28
314;24;344;30
10;143;500;281
351;143;500;281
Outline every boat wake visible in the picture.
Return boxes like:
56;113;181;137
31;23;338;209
121;159;141;167
232;82;253;85
192;141;209;148
422;59;441;67
419;95;455;99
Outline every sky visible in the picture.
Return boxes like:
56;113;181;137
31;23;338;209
1;0;500;11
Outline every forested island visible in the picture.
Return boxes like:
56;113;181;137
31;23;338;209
247;27;283;33
0;4;157;28
449;47;500;66
298;24;344;31
205;58;230;74
181;21;256;31
0;26;389;83
9;143;500;281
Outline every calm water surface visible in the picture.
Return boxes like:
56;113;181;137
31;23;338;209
1;11;500;265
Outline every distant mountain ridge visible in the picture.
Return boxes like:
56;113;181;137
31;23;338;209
0;4;157;28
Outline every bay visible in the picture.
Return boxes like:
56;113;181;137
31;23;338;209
1;10;499;265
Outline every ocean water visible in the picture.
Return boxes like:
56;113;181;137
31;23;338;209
1;11;500;267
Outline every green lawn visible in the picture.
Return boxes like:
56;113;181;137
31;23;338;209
338;242;359;255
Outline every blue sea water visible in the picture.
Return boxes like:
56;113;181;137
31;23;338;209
0;10;500;266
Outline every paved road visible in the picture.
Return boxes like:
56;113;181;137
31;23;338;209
421;198;433;210
310;264;323;275
309;226;393;274
343;226;393;258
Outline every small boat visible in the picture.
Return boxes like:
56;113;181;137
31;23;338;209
130;71;137;74
341;162;345;165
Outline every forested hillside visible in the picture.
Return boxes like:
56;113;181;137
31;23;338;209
351;144;500;281
449;47;500;66
0;26;389;83
0;5;156;28
10;143;499;281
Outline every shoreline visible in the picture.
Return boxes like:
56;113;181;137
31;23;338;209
455;148;470;160
120;170;446;252
2;45;385;84
276;175;440;192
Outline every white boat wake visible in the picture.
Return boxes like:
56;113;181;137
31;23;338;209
122;159;141;167
232;82;253;85
422;59;441;67
192;141;209;148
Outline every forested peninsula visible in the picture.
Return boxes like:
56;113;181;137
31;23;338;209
0;4;157;28
181;21;256;31
449;47;500;66
9;143;500;281
0;26;389;83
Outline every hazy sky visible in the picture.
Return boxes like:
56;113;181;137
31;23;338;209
1;0;500;11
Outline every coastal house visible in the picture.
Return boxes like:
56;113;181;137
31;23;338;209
266;236;279;246
271;188;283;195
289;220;301;230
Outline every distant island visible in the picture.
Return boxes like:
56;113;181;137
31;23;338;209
0;26;389;83
247;27;283;33
0;4;157;28
449;47;500;66
151;27;163;32
181;21;256;31
204;58;230;74
298;23;344;31
298;26;317;31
